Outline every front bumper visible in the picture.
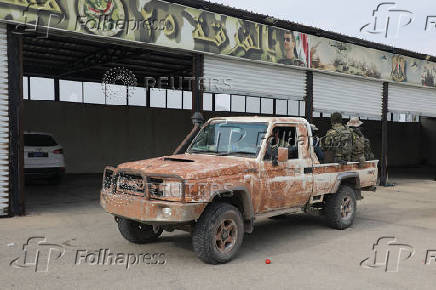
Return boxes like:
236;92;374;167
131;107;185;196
100;190;207;224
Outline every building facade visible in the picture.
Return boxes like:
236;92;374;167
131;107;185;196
1;0;436;216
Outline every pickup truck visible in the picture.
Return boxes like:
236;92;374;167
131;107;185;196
100;117;378;264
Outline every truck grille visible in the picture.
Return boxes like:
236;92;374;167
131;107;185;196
116;173;145;197
103;169;115;190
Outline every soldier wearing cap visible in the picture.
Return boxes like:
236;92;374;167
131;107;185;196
322;112;353;163
347;117;374;162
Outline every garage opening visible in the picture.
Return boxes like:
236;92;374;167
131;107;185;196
201;55;307;119
312;74;436;182
22;31;196;213
387;83;436;180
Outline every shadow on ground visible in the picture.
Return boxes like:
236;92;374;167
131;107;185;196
25;174;102;214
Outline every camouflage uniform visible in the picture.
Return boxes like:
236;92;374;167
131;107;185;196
322;123;353;163
350;127;366;163
364;138;375;161
346;117;375;162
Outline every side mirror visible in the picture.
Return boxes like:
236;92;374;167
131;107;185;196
278;147;289;163
272;147;288;166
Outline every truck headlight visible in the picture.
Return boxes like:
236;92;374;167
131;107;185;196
153;181;182;198
147;177;184;199
161;182;182;198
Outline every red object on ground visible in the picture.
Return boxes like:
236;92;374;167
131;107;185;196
265;259;271;264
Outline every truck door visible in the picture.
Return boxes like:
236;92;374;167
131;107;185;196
258;123;314;212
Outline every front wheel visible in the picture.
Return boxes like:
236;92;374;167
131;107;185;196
325;185;357;230
117;218;162;244
192;202;244;264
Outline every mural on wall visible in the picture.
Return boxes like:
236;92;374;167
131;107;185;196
310;35;392;80
421;63;436;87
391;55;407;82
389;55;436;87
0;0;435;89
0;0;62;13
0;0;312;68
77;0;126;37
137;0;311;67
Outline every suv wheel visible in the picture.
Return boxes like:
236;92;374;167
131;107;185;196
325;185;357;230
117;218;162;244
192;202;244;264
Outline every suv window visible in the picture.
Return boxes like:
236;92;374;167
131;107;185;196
24;134;57;147
264;126;299;160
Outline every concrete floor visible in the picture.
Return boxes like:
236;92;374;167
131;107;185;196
1;174;436;290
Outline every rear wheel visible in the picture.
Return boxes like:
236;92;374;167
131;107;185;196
192;202;244;264
325;185;357;230
117;218;162;244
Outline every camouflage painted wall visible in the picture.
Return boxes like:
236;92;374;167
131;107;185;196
0;0;435;88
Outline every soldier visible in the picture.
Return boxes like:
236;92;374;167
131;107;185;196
321;112;353;164
364;138;375;161
347;117;375;162
347;117;366;163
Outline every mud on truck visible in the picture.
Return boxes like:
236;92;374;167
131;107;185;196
100;117;378;264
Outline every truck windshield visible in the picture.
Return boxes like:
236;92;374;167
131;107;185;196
188;122;268;157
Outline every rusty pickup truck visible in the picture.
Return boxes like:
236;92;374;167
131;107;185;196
101;117;378;264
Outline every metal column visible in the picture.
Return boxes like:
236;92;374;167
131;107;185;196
305;71;314;123
7;25;25;216
380;82;389;186
192;54;204;124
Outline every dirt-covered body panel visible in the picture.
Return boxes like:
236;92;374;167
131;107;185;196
100;117;378;224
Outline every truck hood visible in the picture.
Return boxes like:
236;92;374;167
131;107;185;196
118;154;256;180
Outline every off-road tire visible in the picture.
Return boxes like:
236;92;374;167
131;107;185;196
325;185;357;230
117;218;162;244
192;202;244;264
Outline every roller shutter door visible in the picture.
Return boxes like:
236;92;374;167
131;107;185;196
389;83;436;117
204;55;306;100
313;73;383;118
0;23;8;216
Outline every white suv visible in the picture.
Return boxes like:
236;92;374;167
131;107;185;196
24;132;66;183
